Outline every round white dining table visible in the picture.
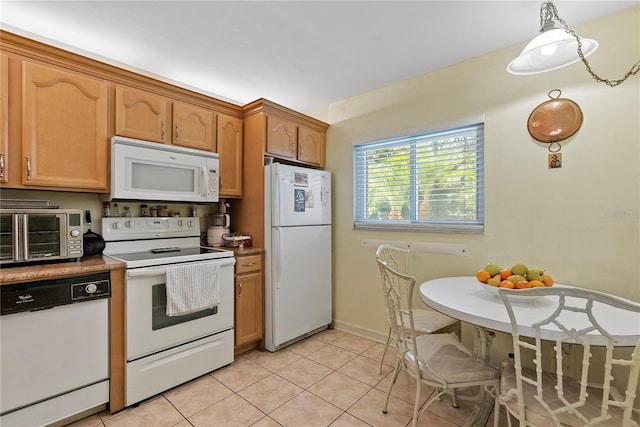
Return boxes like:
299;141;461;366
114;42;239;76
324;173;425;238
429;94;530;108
419;276;640;347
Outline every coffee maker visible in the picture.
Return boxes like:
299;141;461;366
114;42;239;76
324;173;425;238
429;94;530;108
207;201;230;246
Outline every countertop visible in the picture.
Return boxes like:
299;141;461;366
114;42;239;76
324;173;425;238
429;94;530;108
0;255;127;285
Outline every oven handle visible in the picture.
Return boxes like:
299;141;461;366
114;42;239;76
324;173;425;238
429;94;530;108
127;258;236;278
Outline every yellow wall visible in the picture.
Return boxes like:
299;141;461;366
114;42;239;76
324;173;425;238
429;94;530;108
318;6;640;366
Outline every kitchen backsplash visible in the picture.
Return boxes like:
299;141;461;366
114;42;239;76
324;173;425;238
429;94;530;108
0;189;218;234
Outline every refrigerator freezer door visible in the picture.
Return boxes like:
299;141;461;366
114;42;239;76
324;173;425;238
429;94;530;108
267;224;331;350
270;164;331;227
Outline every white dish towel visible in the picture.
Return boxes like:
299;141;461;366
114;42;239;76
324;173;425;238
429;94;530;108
165;261;220;317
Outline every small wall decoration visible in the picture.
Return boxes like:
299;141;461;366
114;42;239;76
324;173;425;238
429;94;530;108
528;89;583;166
548;153;562;169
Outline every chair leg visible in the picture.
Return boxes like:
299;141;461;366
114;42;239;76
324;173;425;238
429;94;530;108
451;388;459;408
491;385;500;427
383;358;402;414
411;376;422;427
379;328;392;374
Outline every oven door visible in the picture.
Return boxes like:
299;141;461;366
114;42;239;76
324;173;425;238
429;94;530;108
125;258;235;360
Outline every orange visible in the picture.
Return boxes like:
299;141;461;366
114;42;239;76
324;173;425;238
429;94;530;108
500;269;512;280
529;280;545;288
543;275;554;287
515;280;531;289
476;270;491;283
499;280;515;289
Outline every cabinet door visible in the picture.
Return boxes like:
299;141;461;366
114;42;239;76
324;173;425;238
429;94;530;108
217;113;243;198
115;86;169;143
297;126;325;167
22;62;108;191
235;271;263;347
0;54;8;183
172;101;215;151
266;115;296;159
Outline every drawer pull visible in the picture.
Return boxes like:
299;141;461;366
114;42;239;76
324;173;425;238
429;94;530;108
242;262;256;267
26;156;31;180
238;282;243;295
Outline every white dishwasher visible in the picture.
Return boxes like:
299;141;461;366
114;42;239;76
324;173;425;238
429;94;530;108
0;272;110;427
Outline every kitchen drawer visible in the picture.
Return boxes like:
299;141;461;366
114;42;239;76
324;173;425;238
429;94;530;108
235;255;262;275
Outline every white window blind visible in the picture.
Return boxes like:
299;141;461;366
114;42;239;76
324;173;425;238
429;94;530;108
353;123;484;233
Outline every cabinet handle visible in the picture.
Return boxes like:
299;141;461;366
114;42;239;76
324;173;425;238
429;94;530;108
26;156;31;180
238;282;243;296
242;262;256;267
175;124;179;142
0;153;4;178
290;139;295;156
161;121;165;140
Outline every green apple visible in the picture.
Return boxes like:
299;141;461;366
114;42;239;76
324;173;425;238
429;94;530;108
507;274;526;285
526;269;545;281
511;263;528;276
487;275;501;287
484;263;501;277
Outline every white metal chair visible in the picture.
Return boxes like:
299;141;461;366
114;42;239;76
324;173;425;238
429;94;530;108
375;245;461;375
498;286;640;427
376;252;500;427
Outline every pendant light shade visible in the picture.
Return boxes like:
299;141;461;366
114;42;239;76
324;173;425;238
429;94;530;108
504;1;640;86
507;26;598;75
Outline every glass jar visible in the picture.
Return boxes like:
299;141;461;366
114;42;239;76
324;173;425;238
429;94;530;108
122;206;131;217
150;207;158;217
158;205;168;217
140;204;150;217
111;203;119;218
102;202;111;218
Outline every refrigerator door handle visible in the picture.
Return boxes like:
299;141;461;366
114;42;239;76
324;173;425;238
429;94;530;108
274;227;281;289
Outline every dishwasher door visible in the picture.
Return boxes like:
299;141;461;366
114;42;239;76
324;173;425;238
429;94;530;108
0;298;109;420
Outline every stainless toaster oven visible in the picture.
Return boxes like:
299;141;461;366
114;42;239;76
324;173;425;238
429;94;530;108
0;209;83;265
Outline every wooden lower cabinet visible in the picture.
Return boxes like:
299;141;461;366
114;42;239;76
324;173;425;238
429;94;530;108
234;252;264;354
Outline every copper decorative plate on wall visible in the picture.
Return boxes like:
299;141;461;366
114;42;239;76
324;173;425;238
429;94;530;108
527;89;583;144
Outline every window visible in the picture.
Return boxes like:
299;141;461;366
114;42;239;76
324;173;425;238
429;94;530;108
353;123;484;233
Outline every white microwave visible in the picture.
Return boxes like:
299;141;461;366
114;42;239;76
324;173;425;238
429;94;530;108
111;136;219;203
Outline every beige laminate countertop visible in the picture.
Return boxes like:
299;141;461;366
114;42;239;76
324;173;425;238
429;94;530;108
0;255;126;285
233;247;264;256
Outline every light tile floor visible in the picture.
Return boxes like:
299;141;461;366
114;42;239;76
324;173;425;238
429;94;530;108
68;329;512;427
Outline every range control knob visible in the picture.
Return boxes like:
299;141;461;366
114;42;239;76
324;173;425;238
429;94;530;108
70;229;80;237
177;220;184;227
112;222;122;230
187;220;193;228
125;220;135;228
85;283;98;294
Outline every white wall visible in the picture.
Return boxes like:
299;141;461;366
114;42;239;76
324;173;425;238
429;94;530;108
319;6;640;367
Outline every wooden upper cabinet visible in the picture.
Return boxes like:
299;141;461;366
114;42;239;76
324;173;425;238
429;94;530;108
0;54;8;183
115;86;169;143
264;112;326;167
21;61;108;191
217;113;243;198
297;126;325;167
172;101;215;151
266;115;296;160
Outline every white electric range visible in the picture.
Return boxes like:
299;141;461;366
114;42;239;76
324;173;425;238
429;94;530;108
102;217;235;407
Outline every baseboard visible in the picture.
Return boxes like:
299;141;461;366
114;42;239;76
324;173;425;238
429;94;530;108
331;319;387;344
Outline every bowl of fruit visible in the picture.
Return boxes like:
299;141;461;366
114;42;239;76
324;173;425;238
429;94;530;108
476;263;554;302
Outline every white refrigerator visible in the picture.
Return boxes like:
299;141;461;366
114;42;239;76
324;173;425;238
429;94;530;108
264;163;332;352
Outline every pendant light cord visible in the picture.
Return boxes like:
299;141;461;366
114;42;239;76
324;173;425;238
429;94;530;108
541;1;640;87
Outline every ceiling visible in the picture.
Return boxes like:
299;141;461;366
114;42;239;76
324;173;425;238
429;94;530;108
1;1;636;114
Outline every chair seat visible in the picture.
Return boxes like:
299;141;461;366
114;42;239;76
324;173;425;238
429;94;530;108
500;360;639;427
406;334;500;384
412;308;458;334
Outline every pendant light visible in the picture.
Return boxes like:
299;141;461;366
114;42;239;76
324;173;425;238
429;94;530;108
507;1;640;87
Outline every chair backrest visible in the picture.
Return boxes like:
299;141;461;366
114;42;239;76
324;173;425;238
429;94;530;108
499;286;640;426
376;250;419;366
376;244;410;275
